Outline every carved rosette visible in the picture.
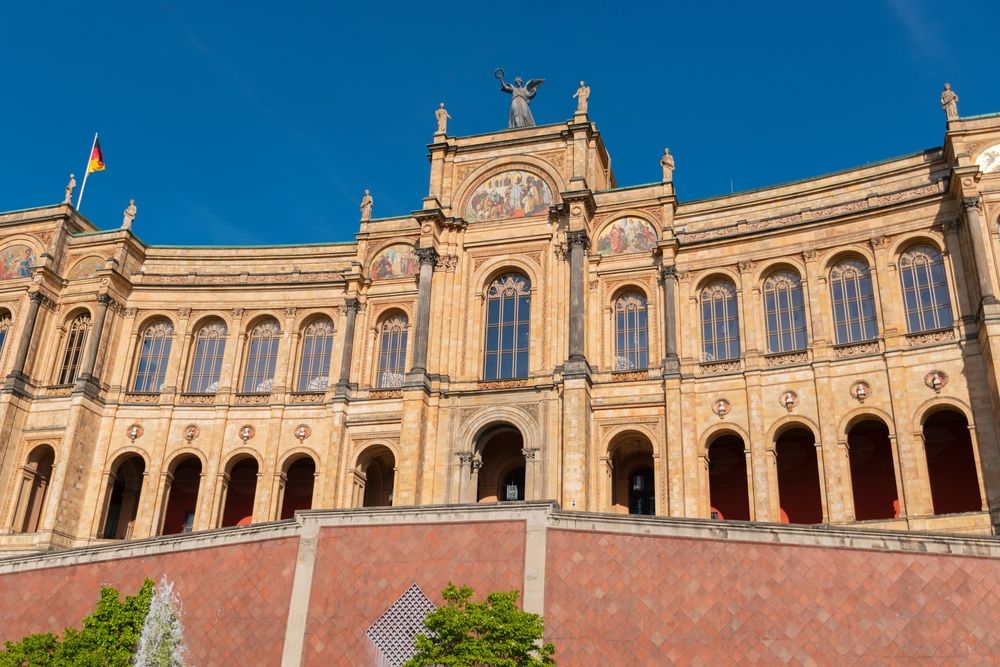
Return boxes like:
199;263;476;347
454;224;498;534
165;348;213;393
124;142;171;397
924;370;948;394
711;398;732;419
183;424;200;441
850;380;871;403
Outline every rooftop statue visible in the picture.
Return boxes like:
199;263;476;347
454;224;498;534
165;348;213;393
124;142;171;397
495;68;544;128
941;83;959;120
360;189;373;221
435;103;452;135
660;148;675;182
64;173;76;204
573;81;590;114
122;199;137;230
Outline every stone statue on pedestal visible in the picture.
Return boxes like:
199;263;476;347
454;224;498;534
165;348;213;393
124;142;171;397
496;69;544;128
360;189;373;221
122;199;137;229
941;83;959;120
435;103;452;135
660;148;675;182
64;174;76;204
573;81;590;114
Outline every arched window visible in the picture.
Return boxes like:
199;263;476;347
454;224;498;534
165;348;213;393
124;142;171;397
376;315;408;388
57;313;91;384
763;271;807;353
132;320;174;393
0;312;11;360
700;281;740;361
242;319;280;393
483;273;530;380
614;293;648;371
830;258;878;344
187;320;227;393
297;318;334;391
899;245;953;333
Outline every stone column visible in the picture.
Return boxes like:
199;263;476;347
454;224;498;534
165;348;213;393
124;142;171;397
660;265;679;374
6;292;44;383
75;294;112;387
963;196;999;305
409;247;438;375
566;231;589;365
335;298;361;393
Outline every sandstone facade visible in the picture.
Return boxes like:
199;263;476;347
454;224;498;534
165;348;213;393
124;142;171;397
2;109;1000;554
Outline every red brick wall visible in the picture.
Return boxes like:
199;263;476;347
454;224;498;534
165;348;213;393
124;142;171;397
0;537;298;667
545;529;1000;664
303;521;526;666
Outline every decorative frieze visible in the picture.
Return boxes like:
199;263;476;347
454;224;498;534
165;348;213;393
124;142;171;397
288;392;326;404
45;385;74;397
477;379;530;390
138;270;344;286
122;392;159;404
235;393;270;405
833;341;880;358
178;393;215;405
368;390;403;400
611;370;649;382
699;360;742;375
764;351;809;367
906;329;956;346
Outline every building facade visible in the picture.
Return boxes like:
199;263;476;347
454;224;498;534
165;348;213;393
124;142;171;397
2;105;1000;554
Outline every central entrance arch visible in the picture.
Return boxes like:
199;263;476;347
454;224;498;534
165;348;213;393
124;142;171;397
476;424;526;502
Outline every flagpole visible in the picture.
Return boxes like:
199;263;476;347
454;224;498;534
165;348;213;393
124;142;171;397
76;132;98;210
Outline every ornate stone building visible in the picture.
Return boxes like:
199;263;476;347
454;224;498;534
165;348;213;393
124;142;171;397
2;102;1000;554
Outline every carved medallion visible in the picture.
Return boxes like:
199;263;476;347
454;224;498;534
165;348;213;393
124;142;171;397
126;423;144;442
712;398;731;419
779;390;799;412
183;424;200;442
924;370;948;394
294;424;312;442
850;380;871;403
239;424;256;443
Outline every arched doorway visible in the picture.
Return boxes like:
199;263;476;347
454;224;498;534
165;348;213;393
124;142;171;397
775;427;823;524
280;456;316;519
352;446;395;507
477;424;526;502
847;419;899;520
608;432;655;515
160;456;202;535
102;455;145;539
12;445;55;533
924;410;982;515
707;434;750;521
220;457;258;527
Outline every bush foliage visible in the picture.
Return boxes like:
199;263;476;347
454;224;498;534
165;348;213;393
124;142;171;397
404;583;555;666
0;578;154;667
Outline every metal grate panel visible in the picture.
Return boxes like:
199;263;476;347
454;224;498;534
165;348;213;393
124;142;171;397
366;583;435;667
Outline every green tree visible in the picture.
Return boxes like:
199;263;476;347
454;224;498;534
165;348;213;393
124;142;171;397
0;579;154;667
404;584;555;667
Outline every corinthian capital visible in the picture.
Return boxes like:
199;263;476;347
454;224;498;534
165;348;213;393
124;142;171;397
343;298;362;313
962;196;982;212
414;247;439;266
566;230;590;250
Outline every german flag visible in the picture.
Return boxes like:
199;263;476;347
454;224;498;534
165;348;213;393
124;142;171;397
87;137;106;173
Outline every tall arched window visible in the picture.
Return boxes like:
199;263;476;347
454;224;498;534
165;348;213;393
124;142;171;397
297;318;334;392
187;320;227;393
763;270;807;353
830;258;878;345
899;245;953;333
242;319;281;393
376;315;408;388
700;280;740;361
614;293;648;370
483;273;531;380
132;320;174;393
0;311;11;360
57;313;91;384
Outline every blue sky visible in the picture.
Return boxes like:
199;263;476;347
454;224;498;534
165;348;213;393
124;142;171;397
2;1;998;246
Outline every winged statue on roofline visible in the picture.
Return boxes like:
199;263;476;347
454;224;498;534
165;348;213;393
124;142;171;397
495;68;544;128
